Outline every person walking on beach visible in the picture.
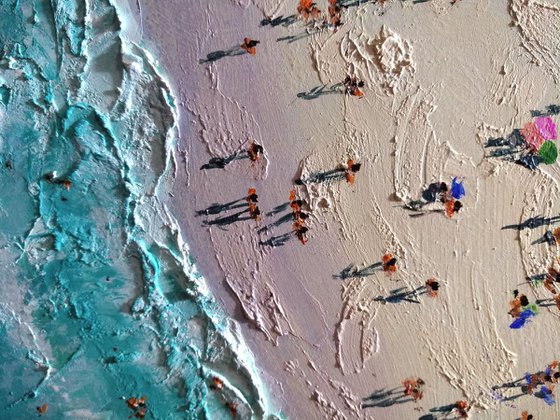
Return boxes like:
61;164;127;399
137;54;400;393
248;141;264;162
247;188;261;222
509;290;529;318
382;253;397;273
345;158;362;184
241;38;260;55
290;189;309;243
297;0;321;21
328;0;342;29
425;278;440;297
521;411;534;420
343;75;365;97
454;400;469;418
402;377;424;401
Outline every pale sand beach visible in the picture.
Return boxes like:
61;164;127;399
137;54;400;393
130;0;560;418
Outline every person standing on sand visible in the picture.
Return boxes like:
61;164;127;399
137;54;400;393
402;377;424;401
345;158;361;184
241;38;260;55
382;253;397;273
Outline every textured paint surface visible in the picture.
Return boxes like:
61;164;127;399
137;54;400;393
3;0;560;419
0;0;276;418
132;0;560;418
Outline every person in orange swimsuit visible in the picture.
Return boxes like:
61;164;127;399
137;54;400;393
382;253;397;273
509;290;529;318
343;75;365;97
247;188;261;222
454;400;469;418
444;199;463;218
327;0;342;28
425;278;440;297
345;159;362;184
297;0;321;21
293;222;309;245
402;377;425;401
241;38;260;55
521;411;534;420
248;141;264;162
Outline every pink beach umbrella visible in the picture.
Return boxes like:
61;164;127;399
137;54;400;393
535;116;558;141
521;121;545;152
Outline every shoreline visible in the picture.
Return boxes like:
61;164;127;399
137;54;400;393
133;0;560;418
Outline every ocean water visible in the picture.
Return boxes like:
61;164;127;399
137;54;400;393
0;0;276;418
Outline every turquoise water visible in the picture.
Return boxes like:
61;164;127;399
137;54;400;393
0;1;275;418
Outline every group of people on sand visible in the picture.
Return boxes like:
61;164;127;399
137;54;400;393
297;0;343;29
246;188;261;222
400;377;470;418
289;189;310;244
508;263;560;329
405;177;465;218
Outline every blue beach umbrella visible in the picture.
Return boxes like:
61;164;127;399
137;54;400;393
541;386;556;406
451;177;465;199
509;308;535;329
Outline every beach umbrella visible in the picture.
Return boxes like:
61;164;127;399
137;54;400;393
538;141;558;165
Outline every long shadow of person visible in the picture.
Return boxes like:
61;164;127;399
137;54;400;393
420;402;456;419
373;287;423;304
277;31;315;44
257;212;295;233
333;262;383;279
199;46;246;64
502;215;560;231
295;168;346;185
297;84;344;100
196;197;247;216
202;208;251;228
261;14;298;27
200;152;249;170
536;298;559;308
266;202;291;217
339;0;375;8
483;129;544;170
259;231;293;248
362;387;413;409
491;378;531;402
531;104;560;118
